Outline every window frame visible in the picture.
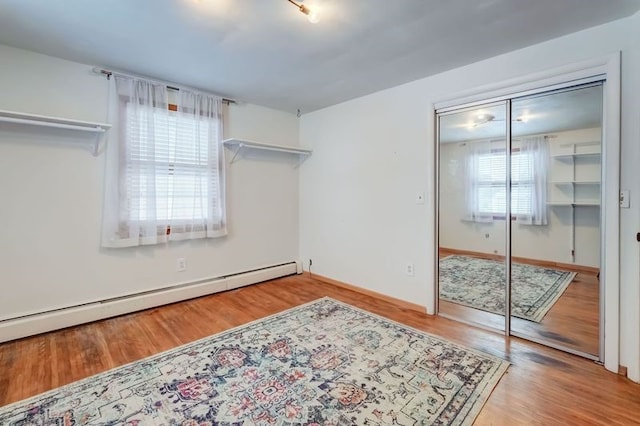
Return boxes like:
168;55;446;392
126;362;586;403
121;102;219;231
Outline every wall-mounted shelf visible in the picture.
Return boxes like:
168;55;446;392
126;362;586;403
0;109;112;156
551;181;600;185
547;140;602;263
223;138;312;166
547;201;600;207
559;140;600;147
549;142;601;207
551;152;601;159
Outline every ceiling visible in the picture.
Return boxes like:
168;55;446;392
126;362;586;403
439;84;603;143
0;1;638;114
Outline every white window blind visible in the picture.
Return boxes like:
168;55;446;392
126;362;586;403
125;106;213;223
476;151;534;216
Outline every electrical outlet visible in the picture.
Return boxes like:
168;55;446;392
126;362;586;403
405;263;415;277
176;258;187;272
484;233;490;239
620;190;630;208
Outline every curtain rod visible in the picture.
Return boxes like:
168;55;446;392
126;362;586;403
459;134;558;144
92;68;236;104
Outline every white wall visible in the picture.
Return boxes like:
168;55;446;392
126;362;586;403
440;128;601;268
0;44;300;320
299;13;640;380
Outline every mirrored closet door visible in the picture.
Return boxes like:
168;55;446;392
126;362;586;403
437;101;508;332
509;84;602;357
436;82;603;359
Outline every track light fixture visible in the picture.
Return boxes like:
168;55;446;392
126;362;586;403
287;0;320;23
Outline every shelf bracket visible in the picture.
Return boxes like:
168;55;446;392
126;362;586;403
294;154;310;169
230;144;244;164
93;131;102;156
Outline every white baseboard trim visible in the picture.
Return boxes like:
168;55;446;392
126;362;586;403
0;262;297;344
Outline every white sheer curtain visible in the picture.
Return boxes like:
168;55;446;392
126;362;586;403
514;136;549;225
101;76;226;248
464;140;496;222
464;137;548;225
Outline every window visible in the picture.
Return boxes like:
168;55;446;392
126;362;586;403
125;105;213;223
466;136;548;225
475;150;534;216
101;76;226;248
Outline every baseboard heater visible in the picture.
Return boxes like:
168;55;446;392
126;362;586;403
0;261;302;344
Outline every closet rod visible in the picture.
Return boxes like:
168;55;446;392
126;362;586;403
93;68;237;105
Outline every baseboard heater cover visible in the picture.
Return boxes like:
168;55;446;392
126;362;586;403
0;261;299;344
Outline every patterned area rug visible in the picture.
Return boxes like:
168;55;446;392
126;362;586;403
439;255;577;322
0;298;508;425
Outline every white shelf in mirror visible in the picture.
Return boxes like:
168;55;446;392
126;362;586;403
223;138;312;166
549;140;601;209
559;140;600;147
551;181;600;185
547;201;600;207
551;151;601;159
0;109;112;156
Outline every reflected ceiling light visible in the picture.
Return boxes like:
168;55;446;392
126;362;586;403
455;112;509;130
457;111;536;131
287;0;320;23
464;113;495;129
475;113;494;124
513;109;537;123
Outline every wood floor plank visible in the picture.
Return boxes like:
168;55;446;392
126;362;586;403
0;274;638;425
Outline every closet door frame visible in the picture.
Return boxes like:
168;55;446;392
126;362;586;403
433;53;620;372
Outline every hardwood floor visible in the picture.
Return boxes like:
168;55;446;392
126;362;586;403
439;248;600;356
1;274;639;424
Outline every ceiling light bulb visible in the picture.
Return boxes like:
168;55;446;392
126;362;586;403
307;9;320;23
299;4;320;23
